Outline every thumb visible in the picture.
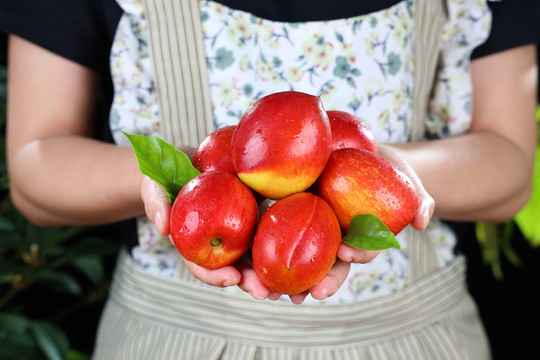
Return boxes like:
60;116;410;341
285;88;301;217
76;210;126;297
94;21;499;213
141;176;172;236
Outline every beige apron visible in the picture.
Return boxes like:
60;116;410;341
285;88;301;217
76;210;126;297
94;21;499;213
93;0;491;358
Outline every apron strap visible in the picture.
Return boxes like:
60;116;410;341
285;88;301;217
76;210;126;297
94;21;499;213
411;0;446;143
141;0;214;147
407;0;447;281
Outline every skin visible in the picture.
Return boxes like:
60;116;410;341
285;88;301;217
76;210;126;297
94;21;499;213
6;33;538;303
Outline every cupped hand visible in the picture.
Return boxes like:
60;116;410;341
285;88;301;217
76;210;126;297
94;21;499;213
376;144;435;231
329;144;435;291
235;257;352;304
141;174;245;288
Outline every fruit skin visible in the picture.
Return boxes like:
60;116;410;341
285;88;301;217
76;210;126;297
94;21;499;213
192;125;237;174
327;110;377;153
170;171;258;269
318;148;419;235
231;91;332;199
252;192;342;295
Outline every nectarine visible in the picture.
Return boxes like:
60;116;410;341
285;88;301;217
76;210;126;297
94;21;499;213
318;148;419;235
327;110;377;153
231;91;332;199
170;171;258;269
192;125;237;174
252;192;342;294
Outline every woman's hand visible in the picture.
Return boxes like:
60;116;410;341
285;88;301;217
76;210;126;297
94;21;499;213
302;144;435;303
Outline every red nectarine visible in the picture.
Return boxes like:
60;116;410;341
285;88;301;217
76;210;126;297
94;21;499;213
170;171;258;269
192;125;237;174
327;110;377;153
318;148;419;235
252;192;342;294
231;91;332;199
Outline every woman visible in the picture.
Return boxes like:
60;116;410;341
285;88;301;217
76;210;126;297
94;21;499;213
1;0;538;358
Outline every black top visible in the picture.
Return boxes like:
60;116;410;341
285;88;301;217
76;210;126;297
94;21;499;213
216;0;402;22
2;0;539;71
0;0;122;74
471;0;540;59
0;0;123;142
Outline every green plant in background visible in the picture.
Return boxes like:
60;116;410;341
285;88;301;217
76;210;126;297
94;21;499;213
0;67;120;359
0;220;119;360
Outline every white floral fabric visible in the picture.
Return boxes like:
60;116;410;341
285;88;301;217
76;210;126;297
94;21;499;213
110;0;491;303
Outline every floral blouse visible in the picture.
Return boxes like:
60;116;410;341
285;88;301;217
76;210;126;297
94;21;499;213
110;0;491;303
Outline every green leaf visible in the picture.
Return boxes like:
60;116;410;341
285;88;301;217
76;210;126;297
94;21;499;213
0;217;15;232
65;350;91;360
30;321;69;360
342;214;401;250
71;256;104;283
33;271;82;295
0;313;30;334
0;337;43;360
0;314;43;360
124;133;200;203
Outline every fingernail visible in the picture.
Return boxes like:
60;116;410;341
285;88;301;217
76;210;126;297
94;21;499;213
222;279;237;287
154;211;163;230
249;291;265;300
318;289;329;300
422;207;430;228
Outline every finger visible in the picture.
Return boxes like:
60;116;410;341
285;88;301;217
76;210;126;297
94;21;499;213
183;257;241;287
236;260;271;300
411;188;435;231
289;291;310;304
337;243;380;263
266;292;282;301
141;176;171;236
309;258;351;300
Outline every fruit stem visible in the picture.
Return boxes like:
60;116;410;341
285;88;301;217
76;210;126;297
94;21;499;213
210;238;222;248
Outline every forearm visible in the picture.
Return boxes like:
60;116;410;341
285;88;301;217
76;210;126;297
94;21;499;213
9;134;145;226
390;130;535;223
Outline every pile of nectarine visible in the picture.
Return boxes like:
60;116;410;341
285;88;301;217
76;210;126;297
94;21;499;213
169;91;419;295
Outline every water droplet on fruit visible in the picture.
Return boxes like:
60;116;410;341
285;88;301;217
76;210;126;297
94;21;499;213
183;211;200;233
225;215;240;229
